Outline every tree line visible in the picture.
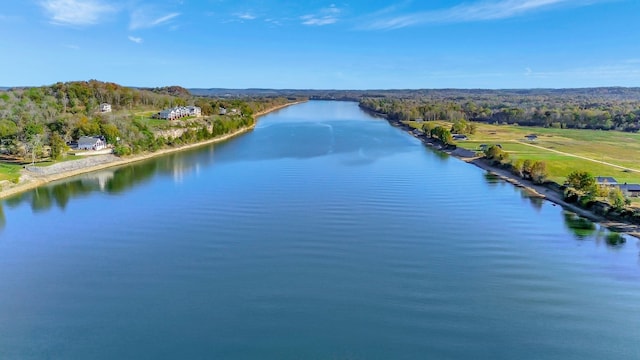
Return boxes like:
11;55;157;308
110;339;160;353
359;88;640;132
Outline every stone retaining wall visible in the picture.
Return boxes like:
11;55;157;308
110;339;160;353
25;155;119;176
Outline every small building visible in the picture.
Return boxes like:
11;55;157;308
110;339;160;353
77;136;107;151
596;176;618;185
100;103;112;113
155;106;202;120
186;106;202;117
619;184;640;197
158;109;177;120
525;134;538;141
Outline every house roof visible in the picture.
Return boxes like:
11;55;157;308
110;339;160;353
596;176;618;184
78;136;102;146
620;184;640;192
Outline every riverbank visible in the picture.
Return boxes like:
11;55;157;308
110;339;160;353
394;121;640;239
0;100;305;200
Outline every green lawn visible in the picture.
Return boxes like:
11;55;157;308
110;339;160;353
33;155;83;167
405;120;640;185
134;112;204;130
0;163;22;183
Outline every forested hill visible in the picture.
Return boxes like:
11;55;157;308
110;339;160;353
0;80;300;165
3;80;191;115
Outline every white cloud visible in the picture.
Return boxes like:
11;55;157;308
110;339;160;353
128;36;143;44
40;0;116;26
301;5;341;26
361;0;600;30
130;9;180;30
264;18;282;26
235;12;257;20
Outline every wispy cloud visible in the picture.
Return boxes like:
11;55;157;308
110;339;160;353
301;4;341;26
130;9;180;30
235;12;257;20
264;18;282;26
128;36;143;44
361;0;599;30
40;0;116;26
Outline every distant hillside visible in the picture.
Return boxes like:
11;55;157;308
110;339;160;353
146;86;191;97
189;87;640;102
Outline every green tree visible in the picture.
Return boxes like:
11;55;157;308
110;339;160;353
100;123;120;144
512;159;525;178
451;119;468;134
530;161;548;184
566;171;596;192
484;145;508;162
422;122;435;135
49;132;66;160
74;116;101;138
0;119;18;145
608;187;627;210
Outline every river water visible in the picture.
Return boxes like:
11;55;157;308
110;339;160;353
1;101;639;359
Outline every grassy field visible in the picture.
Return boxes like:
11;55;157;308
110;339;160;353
0;163;21;183
133;111;208;130
33;155;83;167
133;111;171;129
405;120;640;185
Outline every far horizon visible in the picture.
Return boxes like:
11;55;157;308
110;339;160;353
3;83;640;92
2;1;639;89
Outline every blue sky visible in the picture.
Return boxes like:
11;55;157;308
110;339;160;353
1;0;639;89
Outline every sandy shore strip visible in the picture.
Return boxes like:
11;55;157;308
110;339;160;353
0;100;306;200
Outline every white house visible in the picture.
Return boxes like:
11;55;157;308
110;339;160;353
157;106;202;120
100;103;112;113
158;109;177;120
187;106;202;117
78;136;107;150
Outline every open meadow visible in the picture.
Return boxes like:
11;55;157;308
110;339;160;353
406;120;640;185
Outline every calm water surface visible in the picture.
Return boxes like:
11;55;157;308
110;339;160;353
1;101;639;359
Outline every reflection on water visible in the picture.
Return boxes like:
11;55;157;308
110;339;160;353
520;190;545;211
214;120;417;164
562;211;627;247
1;146;217;221
483;172;501;186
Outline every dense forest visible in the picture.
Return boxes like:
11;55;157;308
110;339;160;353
358;88;640;132
0;80;299;162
